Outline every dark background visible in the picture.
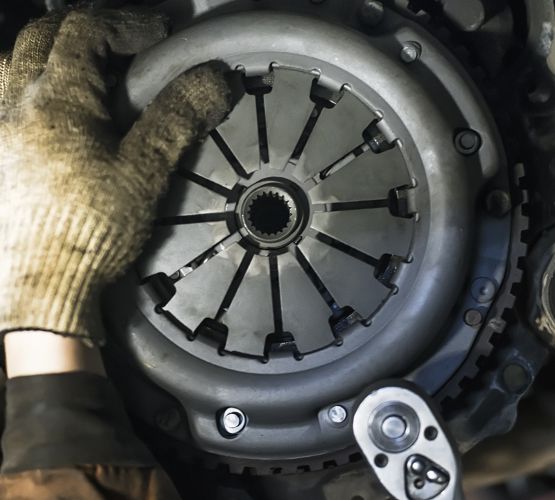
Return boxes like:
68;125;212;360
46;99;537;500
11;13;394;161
0;0;45;51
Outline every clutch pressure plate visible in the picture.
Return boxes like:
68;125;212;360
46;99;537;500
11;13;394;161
105;4;538;475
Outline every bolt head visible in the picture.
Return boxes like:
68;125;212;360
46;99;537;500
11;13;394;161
400;42;422;63
220;407;247;436
359;0;385;27
454;129;482;155
328;405;348;424
471;277;497;303
464;308;483;327
485;190;511;217
225;413;241;428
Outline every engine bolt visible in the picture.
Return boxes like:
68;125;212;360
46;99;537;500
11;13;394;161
454;129;482;155
328;405;348;424
359;0;385;27
220;407;247;437
485;190;511;217
464;308;483;327
400;42;422;63
471;277;497;303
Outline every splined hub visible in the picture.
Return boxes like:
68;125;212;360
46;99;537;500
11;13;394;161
238;181;303;248
246;190;292;238
108;9;513;475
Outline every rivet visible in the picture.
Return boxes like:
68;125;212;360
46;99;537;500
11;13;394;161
328;405;348;424
400;42;422;63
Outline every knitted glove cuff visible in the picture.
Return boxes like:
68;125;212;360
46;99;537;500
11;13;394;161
0;202;119;343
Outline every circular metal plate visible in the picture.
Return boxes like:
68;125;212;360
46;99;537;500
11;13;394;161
106;10;507;471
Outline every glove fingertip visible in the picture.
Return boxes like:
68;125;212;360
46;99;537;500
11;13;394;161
176;61;244;132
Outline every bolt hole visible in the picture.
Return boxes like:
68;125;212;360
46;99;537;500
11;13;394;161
424;426;438;441
374;454;388;468
454;129;482;155
414;479;425;489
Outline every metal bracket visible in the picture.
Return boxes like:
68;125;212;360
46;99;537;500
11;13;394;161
352;381;463;500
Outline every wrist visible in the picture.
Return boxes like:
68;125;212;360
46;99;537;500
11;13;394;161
4;331;106;379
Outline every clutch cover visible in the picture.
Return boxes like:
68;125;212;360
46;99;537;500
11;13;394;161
106;7;518;473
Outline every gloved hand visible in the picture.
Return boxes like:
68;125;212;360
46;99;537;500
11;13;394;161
0;9;235;344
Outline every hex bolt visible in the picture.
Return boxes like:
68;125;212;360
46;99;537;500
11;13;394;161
454;129;482;155
464;308;483;327
400;42;422;63
359;0;385;28
220;407;247;437
485;190;511;217
328;405;348;424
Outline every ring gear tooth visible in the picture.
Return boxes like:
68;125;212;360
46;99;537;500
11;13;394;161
399;2;532;416
438;164;529;406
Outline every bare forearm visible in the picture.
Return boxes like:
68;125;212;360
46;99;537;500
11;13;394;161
2;330;152;471
4;331;105;379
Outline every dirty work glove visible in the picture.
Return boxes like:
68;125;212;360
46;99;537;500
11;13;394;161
0;9;234;344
